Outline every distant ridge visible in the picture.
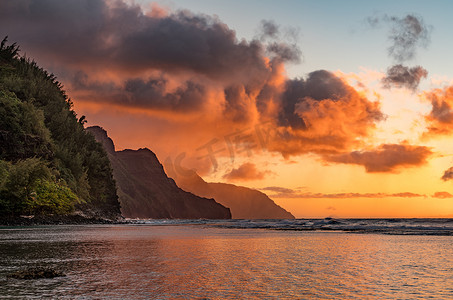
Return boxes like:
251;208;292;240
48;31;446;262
166;164;295;219
87;126;231;219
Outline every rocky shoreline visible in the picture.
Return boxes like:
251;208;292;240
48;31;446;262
0;214;122;226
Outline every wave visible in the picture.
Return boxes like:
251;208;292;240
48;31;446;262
122;218;453;236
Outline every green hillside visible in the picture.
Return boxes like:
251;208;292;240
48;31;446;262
0;38;120;218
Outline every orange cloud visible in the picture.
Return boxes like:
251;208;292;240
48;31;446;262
424;86;453;136
260;186;297;194
266;71;384;157
265;191;425;199
223;162;272;181
442;167;453;181
432;191;453;198
0;0;394;176
260;187;425;198
324;144;432;172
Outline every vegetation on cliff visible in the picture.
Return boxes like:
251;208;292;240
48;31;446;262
0;38;120;218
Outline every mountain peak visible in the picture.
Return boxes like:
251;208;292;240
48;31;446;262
86;126;115;154
89;126;231;219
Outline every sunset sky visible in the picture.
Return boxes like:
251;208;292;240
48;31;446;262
2;0;453;218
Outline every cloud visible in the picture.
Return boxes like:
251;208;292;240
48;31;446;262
262;190;425;199
73;71;207;111
324;144;432;172
258;185;425;199
223;162;271;181
441;167;453;181
223;85;256;122
381;64;428;91
0;0;301;119
258;20;280;40
0;0;276;119
0;0;270;80
424;86;453;135
368;14;431;62
261;70;384;157
432;191;453;198
256;19;302;64
0;0;387;172
260;186;298;194
278;70;350;129
387;14;431;62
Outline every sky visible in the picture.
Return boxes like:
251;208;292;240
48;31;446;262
1;0;453;218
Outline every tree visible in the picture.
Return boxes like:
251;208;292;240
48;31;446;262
0;37;121;217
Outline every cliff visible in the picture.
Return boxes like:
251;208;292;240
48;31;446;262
0;38;120;220
167;167;295;219
87;126;231;219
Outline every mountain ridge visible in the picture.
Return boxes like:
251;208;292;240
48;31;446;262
87;126;231;219
165;163;295;219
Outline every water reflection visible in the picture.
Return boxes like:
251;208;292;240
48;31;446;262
0;225;452;299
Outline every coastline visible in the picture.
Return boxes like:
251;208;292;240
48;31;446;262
0;214;121;226
2;217;452;236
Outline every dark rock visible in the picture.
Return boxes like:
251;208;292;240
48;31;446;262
170;169;295;219
86;126;115;154
87;126;231;219
0;214;117;226
7;268;65;280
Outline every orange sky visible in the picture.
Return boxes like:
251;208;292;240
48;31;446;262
3;0;453;218
72;70;453;218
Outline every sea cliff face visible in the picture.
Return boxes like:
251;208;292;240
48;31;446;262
166;167;295;219
87;126;231;219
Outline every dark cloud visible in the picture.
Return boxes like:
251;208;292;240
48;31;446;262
0;0;307;118
223;162;271;181
260;186;297;194
0;0;269;80
387;14;431;62
265;70;384;157
0;0;285;114
382;64;428;91
71;71;119;97
223;85;254;123
294;70;350;101
431;100;453;124
256;19;302;63
278;70;351;129
278;78;307;129
325;144;432;172
432;191;453;198
266;42;301;63
368;14;431;62
424;86;453;136
0;0;387;163
72;71;206;111
258;20;280;40
441;167;453;181
124;79;206;111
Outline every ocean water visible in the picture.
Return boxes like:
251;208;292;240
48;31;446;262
129;218;453;235
0;220;452;299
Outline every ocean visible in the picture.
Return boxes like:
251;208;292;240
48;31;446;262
1;219;452;299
